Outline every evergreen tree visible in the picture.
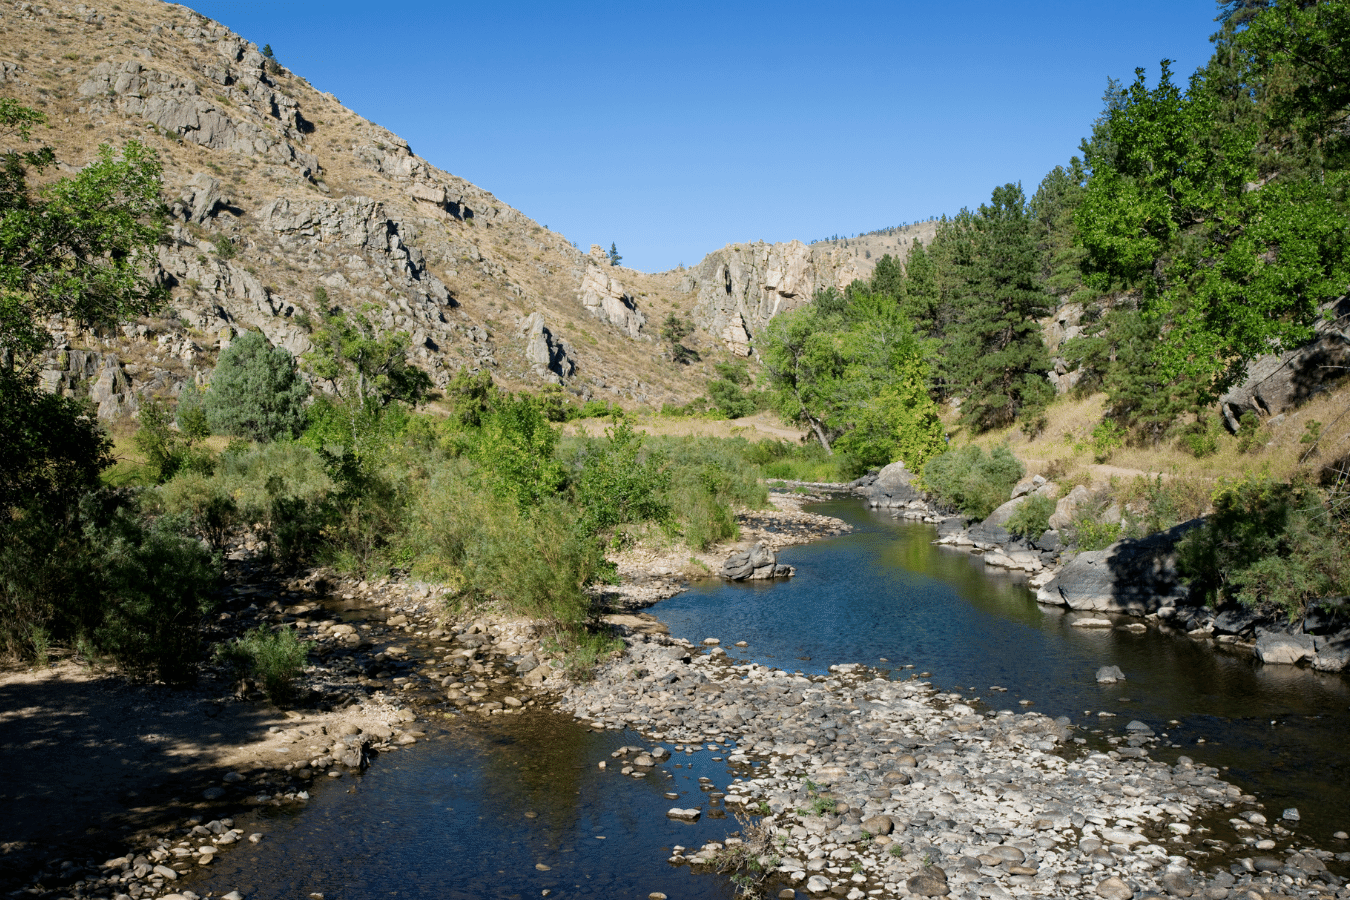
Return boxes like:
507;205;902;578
608;242;622;267
942;184;1054;432
899;240;939;335
203;331;310;442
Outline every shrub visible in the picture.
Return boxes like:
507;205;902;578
919;444;1024;520
568;419;671;542
134;400;212;483
216;625;309;703
1091;418;1125;463
1006;493;1054;539
84;498;220;684
204;331;310;442
1073;519;1123;551
1177;475;1347;618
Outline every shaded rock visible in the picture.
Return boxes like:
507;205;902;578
968;496;1028;546
1035;520;1203;615
907;865;949;897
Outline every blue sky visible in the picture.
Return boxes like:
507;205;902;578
187;2;1221;272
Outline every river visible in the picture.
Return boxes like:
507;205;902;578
184;496;1350;898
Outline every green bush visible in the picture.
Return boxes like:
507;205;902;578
204;331;310;442
919;444;1025;520
216;625;309;703
1006;493;1055;539
1177;476;1347;618
134;400;213;484
567;419;671;542
746;439;849;483
1072;519;1123;551
1091;419;1126;463
84;497;220;684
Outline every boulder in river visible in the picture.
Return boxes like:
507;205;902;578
1096;665;1125;683
860;460;922;509
721;543;791;580
1254;629;1315;665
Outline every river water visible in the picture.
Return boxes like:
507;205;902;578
656;498;1350;841
186;497;1350;898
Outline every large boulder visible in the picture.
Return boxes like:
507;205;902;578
1254;629;1315;665
1035;520;1203;615
721;543;790;580
968;496;1028;547
1048;484;1091;532
861;461;922;509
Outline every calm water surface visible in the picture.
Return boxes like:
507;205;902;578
655;498;1350;840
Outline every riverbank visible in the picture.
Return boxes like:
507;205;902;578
0;492;847;898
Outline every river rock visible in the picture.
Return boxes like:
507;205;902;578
1254;629;1314;665
907;865;949;896
721;543;785;581
1048;484;1091;531
1096;875;1133;899
1035;520;1202;614
1096;665;1125;684
968;497;1028;547
805;874;832;893
667;808;701;821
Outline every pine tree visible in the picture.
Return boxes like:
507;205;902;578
608;242;622;267
943;184;1054;432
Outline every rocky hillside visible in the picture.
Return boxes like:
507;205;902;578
1;0;949;420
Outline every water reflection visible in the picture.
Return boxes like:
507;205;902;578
655;498;1350;839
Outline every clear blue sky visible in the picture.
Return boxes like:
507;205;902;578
187;1;1221;273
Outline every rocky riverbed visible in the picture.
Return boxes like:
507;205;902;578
560;634;1350;900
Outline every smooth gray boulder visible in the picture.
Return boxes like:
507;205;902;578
1096;665;1125;684
1254;629;1315;665
968;496;1028;546
1048;484;1091;532
1035;520;1202;614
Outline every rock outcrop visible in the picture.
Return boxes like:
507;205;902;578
1218;296;1350;431
1034;520;1203;615
579;248;645;339
858;461;923;510
682;240;869;354
520;312;574;381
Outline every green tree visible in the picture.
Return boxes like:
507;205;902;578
660;313;698;364
608;242;622;267
203;331;310;442
942;183;1054;432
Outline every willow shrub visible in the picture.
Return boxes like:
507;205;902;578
920;445;1024;520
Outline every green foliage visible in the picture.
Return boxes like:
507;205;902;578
608;242;621;267
660;314;698;364
442;367;498;428
175;381;211;441
1179;416;1224;458
134;400;212;484
746;439;848;483
1073;519;1123;552
203;331;310;442
1177;476;1347;618
0;112;166;362
1007;493;1055;539
1090;419;1125;463
568;418;671;542
706;361;760;419
211;233;236;260
758;293;943;465
472;394;566;509
1118;474;1211;538
646;435;767;550
919;445;1025;520
0;372;110;521
215;625;309;703
937;184;1054;432
1236;410;1265;455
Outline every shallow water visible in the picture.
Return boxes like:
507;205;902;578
186;498;1350;898
655;498;1350;841
188;708;750;899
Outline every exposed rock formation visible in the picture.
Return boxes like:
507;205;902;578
720;542;792;580
1034;520;1203;615
1218;296;1350;431
579;249;645;339
682;240;868;354
520;312;574;381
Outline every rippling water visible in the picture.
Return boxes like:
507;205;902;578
654;498;1350;841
